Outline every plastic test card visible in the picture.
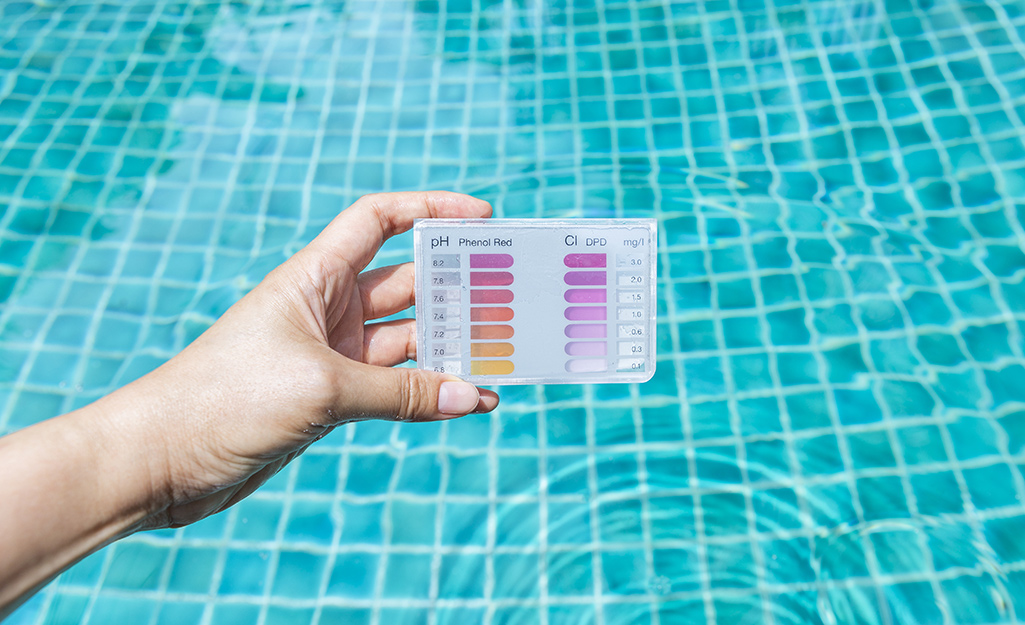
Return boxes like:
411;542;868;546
413;219;657;385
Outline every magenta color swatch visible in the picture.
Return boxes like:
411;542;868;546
563;253;607;268
564;306;607;321
564;271;606;285
470;271;514;286
564;324;606;339
564;289;607;303
470;253;514;268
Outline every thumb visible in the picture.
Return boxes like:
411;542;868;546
338;361;497;422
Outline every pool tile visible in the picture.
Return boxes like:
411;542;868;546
3;1;1025;621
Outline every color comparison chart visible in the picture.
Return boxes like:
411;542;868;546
413;219;657;385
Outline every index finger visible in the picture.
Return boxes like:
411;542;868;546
309;191;492;273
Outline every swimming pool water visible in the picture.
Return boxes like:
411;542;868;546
3;0;1025;623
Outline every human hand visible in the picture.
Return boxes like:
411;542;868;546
111;191;499;528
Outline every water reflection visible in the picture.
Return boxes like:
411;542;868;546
816;517;1016;625
6;0;1025;621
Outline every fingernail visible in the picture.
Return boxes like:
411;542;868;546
438;381;480;415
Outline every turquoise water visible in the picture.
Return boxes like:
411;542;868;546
3;0;1025;623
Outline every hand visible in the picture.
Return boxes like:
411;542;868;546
138;191;500;526
0;191;499;616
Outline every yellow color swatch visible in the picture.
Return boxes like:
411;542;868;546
470;342;515;357
471;360;515;375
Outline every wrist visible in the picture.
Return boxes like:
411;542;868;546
78;392;170;530
79;369;197;531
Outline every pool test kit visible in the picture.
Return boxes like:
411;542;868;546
413;219;657;385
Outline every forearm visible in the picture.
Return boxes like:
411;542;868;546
0;390;162;619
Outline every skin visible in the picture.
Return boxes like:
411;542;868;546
0;191;499;619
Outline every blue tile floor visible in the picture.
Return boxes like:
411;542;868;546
2;0;1025;623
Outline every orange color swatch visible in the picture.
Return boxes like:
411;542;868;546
470;307;514;322
471;325;514;340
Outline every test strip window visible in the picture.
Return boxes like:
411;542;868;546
414;219;657;385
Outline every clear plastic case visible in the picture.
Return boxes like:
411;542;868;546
413;219;657;385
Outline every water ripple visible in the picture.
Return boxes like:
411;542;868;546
814;517;1016;625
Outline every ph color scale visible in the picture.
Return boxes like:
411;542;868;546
413;219;657;385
